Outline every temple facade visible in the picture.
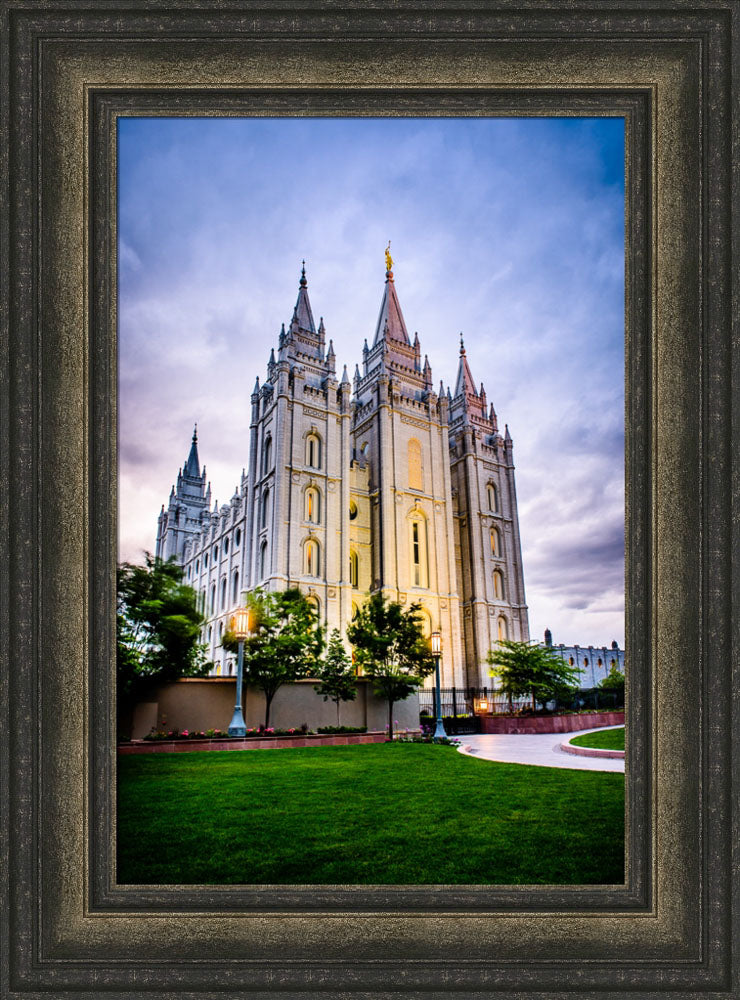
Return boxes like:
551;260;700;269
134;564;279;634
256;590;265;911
155;261;530;687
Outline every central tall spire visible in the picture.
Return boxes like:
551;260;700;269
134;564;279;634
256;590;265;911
372;250;410;346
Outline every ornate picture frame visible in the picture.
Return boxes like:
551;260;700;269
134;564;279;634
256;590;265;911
2;2;737;996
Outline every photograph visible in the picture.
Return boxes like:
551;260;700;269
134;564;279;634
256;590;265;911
115;116;627;886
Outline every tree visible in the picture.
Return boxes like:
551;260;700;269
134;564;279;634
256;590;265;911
487;640;581;713
314;629;357;725
598;664;625;696
117;553;211;727
347;593;435;739
224;588;325;728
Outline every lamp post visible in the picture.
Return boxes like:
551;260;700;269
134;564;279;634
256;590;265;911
227;607;251;737
431;631;446;741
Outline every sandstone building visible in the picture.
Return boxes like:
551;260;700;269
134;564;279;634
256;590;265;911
155;261;530;687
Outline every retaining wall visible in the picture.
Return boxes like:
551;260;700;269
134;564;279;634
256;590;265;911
480;711;624;735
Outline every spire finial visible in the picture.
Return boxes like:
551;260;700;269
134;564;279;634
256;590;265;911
385;241;393;277
300;260;307;287
193;423;197;442
459;333;465;356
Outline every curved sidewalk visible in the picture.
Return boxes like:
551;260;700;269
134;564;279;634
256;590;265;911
456;725;625;773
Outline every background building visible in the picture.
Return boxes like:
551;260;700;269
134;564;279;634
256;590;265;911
156;262;530;687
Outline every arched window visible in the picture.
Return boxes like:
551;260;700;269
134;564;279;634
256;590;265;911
261;488;270;529
569;656;575;666
497;616;508;641
409;516;428;588
597;658;603;668
305;487;321;524
218;621;224;642
487;483;499;513
306;433;322;469
349;500;358;520
610;659;616;668
583;657;589;667
262;434;272;474
351;602;359;621
259;540;268;580
305;538;320;577
207;625;212;643
186;566;191;579
232;570;239;604
224;538;229;554
408;438;423;491
493;569;504;600
195;559;199;572
235;527;241;547
209;584;216;614
349;550;359;588
216;662;222;676
204;553;208;567
490;527;500;557
213;545;218;561
220;577;227;610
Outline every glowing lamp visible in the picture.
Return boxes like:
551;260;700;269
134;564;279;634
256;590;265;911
430;631;442;656
230;607;251;641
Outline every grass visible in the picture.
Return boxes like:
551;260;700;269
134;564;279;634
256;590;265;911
569;727;625;751
117;742;624;885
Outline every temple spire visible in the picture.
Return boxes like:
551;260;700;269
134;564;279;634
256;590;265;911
372;252;410;346
184;425;200;478
453;334;477;397
290;261;316;334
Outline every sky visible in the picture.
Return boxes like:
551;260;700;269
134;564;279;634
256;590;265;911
118;116;625;647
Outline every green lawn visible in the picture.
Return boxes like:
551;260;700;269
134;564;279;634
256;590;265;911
569;727;625;751
117;743;624;885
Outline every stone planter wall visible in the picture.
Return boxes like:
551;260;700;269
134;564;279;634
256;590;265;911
479;711;624;735
118;731;390;754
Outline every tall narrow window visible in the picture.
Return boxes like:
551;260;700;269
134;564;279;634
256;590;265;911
306;595;320;617
232;570;239;604
409;517;428;588
488;483;499;512
262;435;272;474
210;584;216;615
306;487;320;524
349;550;358;588
234;527;241;547
260;540;268;580
408;438;423;490
306;433;322;469
490;527;500;557
493;569;504;600
305;539;320;577
497;616;508;641
220;577;227;610
261;488;270;529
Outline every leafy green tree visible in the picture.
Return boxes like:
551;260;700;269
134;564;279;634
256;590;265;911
224;588;325;728
598;664;625;696
487;640;581;713
314;629;357;725
347;593;435;739
117;554;211;726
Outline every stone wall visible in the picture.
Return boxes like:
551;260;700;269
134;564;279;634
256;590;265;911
126;677;420;741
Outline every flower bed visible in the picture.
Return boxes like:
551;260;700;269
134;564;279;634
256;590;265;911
119;731;392;754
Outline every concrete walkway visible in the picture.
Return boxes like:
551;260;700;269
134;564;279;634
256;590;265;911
456;725;625;773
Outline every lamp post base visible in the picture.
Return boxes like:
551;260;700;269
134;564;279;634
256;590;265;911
228;708;247;738
433;720;447;741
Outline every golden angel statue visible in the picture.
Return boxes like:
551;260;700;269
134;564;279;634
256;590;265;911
385;241;393;272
